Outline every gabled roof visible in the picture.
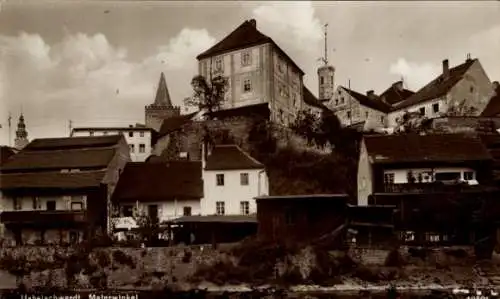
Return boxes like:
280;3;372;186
0;146;16;166
72;127;153;133
341;87;391;113
25;135;123;151
364;133;492;165
0;170;107;190
0;148;116;172
196;19;305;75
206;103;270;120
158;112;198;137
392;59;477;111
112;161;203;202
480;84;500;117
379;81;415;106
303;87;328;110
205;144;264;171
152;72;173;107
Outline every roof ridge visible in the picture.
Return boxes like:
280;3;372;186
21;146;117;154
233;144;264;167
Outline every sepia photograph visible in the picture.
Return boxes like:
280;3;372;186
0;0;500;298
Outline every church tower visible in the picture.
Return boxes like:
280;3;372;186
145;72;180;131
14;113;29;150
317;23;335;101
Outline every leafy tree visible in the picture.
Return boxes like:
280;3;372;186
394;111;432;134
184;74;229;117
289;109;320;145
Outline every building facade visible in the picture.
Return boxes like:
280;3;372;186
71;126;154;162
202;144;268;216
0;135;130;245
357;133;493;206
196;19;305;127
145;72;181;132
14;114;29;150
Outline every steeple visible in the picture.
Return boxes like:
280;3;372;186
14;113;29;150
317;23;335;101
153;72;173;107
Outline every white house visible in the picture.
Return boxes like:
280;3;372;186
71;125;154;162
111;161;203;227
357;133;492;206
202;144;268;216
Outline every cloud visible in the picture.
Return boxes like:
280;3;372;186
252;1;323;91
0;28;215;144
389;58;440;90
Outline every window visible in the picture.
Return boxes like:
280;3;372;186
285;208;296;225
216;174;224;186
464;171;474;180
103;131;108;136
340;97;344;104
122;205;133;217
470;86;474;93
243;79;252;92
71;202;83;211
32;197;41;210
128;131;133;137
384;173;395;184
432;103;439;113
240;201;250;215
320;76;324;85
427;233;440;242
46;201;56;211
240;173;249;185
365;111;369;118
330;76;334;84
129;144;135;153
278;61;284;73
140;131;145;137
292;93;297;107
13;197;21;210
241;51;251;66
347;111;351;119
435;172;461;181
139;144;146;153
215;57;223;71
380;116;385;123
216;202;225;215
183;206;192;216
89;131;94;136
419;107;425;116
335;99;339;105
401;231;415;242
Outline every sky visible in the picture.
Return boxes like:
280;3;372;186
0;0;499;145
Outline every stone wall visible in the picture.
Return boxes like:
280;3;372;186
431;116;500;133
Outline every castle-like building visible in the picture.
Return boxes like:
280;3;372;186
144;72;181;131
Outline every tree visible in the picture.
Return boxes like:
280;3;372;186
394;111;432;134
184;74;229;117
444;99;478;116
289;109;320;146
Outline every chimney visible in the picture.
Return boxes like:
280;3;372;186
366;90;376;100
392;81;403;91
249;19;257;28
466;53;472;62
442;59;450;78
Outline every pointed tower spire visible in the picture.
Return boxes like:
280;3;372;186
154;72;173;107
14;113;29;150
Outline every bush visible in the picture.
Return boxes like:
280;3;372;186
384;248;406;267
112;249;136;269
353;266;382;283
94;250;111;268
181;250;192;264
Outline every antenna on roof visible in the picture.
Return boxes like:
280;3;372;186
466;53;472;61
318;23;329;66
68;120;73;136
8;112;12;147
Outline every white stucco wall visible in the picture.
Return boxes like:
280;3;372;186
117;199;200;224
71;129;152;162
202;169;268;215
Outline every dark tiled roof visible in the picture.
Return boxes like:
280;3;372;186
196;19;304;75
112;161;203;202
379;83;415;106
255;194;349;201
25;135;123;151
167;215;257;224
72;127;153;132
480;87;500;117
205;144;264;171
0;146;16;166
0;170;107;190
303;87;328;110
0;148;116;172
342;87;391;113
153;72;173;107
206;103;270;120
158;112;198;137
393;59;476;111
364;133;492;164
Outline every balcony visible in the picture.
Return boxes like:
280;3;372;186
382;181;486;194
0;210;87;226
